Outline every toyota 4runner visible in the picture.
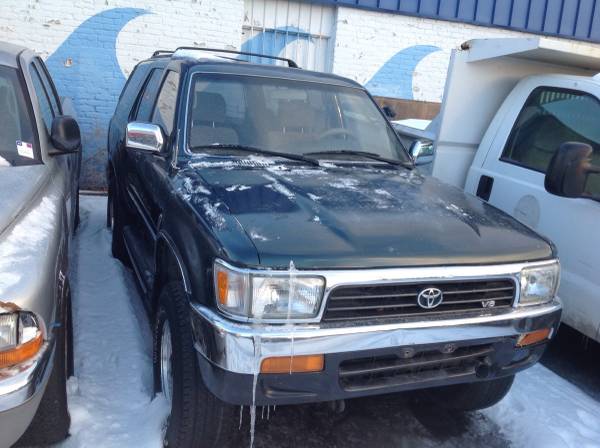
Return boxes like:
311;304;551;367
107;47;562;447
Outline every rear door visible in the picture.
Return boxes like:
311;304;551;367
467;78;600;341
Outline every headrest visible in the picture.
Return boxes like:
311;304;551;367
278;100;314;130
194;91;226;123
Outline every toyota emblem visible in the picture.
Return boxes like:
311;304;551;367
417;287;444;309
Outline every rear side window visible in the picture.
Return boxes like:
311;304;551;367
0;66;37;166
134;69;163;122
114;64;150;122
152;71;179;136
502;87;600;175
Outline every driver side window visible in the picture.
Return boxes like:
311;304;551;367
501;87;600;195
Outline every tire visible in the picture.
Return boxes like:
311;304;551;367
16;285;72;446
108;179;129;264
153;282;235;448
425;375;515;412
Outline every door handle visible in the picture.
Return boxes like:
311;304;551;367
476;175;494;201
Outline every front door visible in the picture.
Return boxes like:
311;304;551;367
469;80;600;341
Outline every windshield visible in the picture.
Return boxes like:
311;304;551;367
186;73;410;163
0;66;37;167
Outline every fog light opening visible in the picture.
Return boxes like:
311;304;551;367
516;328;552;347
260;354;324;374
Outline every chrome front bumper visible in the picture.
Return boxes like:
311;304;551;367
0;341;53;413
191;299;562;375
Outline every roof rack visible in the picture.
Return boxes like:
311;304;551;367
151;50;174;58
158;46;299;68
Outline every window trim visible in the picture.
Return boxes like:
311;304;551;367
34;57;62;116
130;68;164;122
151;69;180;137
499;85;600;175
29;62;56;135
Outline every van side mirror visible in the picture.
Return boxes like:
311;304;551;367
382;106;396;119
49;115;81;154
545;142;596;198
126;122;165;153
410;140;435;165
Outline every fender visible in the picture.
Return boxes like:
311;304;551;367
155;228;192;295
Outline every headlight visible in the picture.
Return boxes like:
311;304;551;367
214;260;325;320
0;311;43;368
519;261;560;306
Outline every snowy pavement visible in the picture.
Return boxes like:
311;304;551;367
59;196;600;448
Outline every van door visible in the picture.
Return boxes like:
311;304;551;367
468;79;600;341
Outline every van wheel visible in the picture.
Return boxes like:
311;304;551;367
108;180;128;265
153;282;235;448
16;284;72;446
425;375;515;411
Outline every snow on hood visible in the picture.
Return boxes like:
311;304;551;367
177;158;553;269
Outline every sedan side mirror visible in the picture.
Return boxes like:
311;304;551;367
49;115;81;155
410;140;435;165
126;122;165;153
545;142;596;198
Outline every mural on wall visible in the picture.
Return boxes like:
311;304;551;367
46;8;148;189
42;10;439;189
365;45;441;100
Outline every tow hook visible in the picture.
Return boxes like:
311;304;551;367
328;399;346;413
475;358;493;379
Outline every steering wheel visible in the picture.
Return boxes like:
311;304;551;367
317;128;355;141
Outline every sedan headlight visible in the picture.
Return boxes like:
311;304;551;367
214;260;325;320
519;261;560;306
0;311;43;368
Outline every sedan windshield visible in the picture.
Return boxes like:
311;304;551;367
0;66;36;166
187;73;410;163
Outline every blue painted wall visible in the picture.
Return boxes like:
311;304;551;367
308;0;600;43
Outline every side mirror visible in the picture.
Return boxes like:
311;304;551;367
410;140;435;165
49;115;81;154
545;142;594;198
382;106;396;119
126;122;165;153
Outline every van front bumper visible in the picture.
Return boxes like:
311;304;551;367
190;300;561;406
0;341;54;447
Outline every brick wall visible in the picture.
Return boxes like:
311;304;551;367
0;0;244;189
0;1;597;188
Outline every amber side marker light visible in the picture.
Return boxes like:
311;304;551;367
0;332;43;369
516;328;552;347
217;270;229;305
261;355;324;374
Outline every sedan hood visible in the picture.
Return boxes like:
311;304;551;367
178;157;553;269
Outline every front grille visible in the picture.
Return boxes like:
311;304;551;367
339;344;493;392
323;279;515;322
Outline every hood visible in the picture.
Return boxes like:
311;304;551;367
177;157;553;269
0;165;48;236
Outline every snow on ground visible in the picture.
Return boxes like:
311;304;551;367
58;196;168;448
60;196;600;448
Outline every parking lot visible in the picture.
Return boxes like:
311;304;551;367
60;196;600;448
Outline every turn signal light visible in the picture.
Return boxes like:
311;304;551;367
516;328;552;347
0;332;43;369
216;270;229;305
261;355;324;374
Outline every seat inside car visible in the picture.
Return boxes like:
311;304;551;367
267;99;317;153
190;91;239;147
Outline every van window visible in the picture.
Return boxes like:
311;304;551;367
501;87;600;196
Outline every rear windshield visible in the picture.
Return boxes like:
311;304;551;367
186;73;409;162
0;66;37;167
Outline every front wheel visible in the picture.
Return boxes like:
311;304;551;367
153;282;235;448
424;375;515;412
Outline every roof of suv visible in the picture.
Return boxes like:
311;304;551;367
148;49;365;90
0;41;28;68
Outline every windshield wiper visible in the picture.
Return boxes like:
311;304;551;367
304;150;414;170
191;144;320;167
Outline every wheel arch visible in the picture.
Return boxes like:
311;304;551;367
153;230;192;313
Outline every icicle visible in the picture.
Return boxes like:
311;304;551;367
261;406;265;420
249;335;261;448
267;405;270;420
239;405;244;430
